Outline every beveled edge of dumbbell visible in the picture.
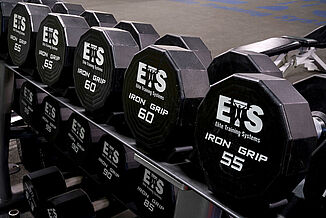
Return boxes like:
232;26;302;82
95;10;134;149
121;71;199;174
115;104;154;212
45;13;89;47
15;2;51;32
155;33;212;68
81;10;117;27
114;20;160;49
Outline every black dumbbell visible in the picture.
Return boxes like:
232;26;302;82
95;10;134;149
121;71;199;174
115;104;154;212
19;81;47;128
7;2;51;76
64;112;105;172
23;166;83;217
38;95;84;144
95;134;139;190
0;0;20;60
121;35;211;155
195;73;326;216
133;166;176;218
35;11;117;90
44;189;110;218
207;49;283;85
72;21;159;121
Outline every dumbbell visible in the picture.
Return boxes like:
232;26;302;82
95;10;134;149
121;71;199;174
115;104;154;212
19;81;47;128
95;134;139;190
0;0;20;60
72;21;159;120
35;11;117;90
39;95;84;144
64;112;105;172
23;166;83;217
7;2;51;76
133;165;176;218
7;1;87;77
44;189;110;218
195;73;326;216
121;34;211;154
207;49;283;85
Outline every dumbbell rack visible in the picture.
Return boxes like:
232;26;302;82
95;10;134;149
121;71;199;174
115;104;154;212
0;62;243;218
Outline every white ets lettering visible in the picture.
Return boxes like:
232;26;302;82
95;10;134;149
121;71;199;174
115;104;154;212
43;26;59;46
136;62;167;93
13;14;25;31
216;95;264;133
143;169;164;195
83;42;104;66
102;141;119;164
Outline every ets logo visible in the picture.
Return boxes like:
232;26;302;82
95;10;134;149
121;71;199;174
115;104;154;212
43;26;59;46
83;42;104;66
143;169;164;196
13;14;25;31
136;62;167;93
216;95;264;133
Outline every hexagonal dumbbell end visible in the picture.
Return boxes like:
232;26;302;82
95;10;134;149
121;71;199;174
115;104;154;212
73;21;159;119
7;2;51;75
51;2;85;15
207;49;282;85
114;20;160;49
122;44;210;153
95;134;139;187
36;13;89;87
81;10;117;27
155;34;212;68
64;112;104;168
195;73;318;215
73;27;139;114
19;81;47;128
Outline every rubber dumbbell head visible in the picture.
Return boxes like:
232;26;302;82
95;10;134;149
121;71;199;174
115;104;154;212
133;166;176;218
45;189;109;218
36;13;89;87
73;21;159;119
207;49;282;85
23;166;83;216
7;2;51;76
19;81;47;128
64;112;104;171
195;73;325;215
95;134;139;188
122;44;210;153
39;95;83;143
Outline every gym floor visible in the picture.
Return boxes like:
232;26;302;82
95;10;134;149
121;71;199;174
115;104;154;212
8;0;326;217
